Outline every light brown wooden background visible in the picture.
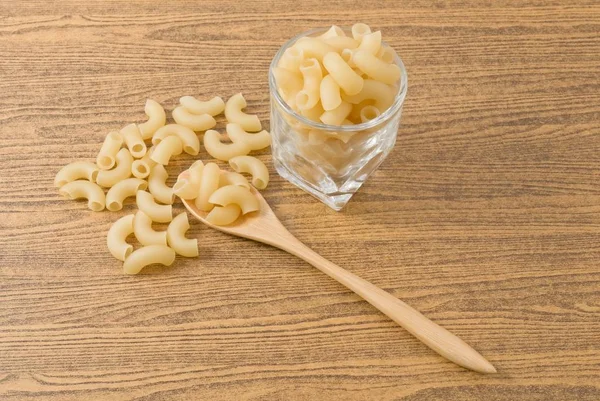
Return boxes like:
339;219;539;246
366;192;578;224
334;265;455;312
1;1;599;400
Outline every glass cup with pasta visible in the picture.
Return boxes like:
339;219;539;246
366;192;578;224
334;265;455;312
269;24;407;211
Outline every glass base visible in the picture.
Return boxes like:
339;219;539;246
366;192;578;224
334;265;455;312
274;158;355;211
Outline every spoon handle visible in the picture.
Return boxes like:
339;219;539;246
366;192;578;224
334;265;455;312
276;235;496;374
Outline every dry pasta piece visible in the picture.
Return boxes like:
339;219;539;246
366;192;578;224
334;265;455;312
318;25;345;39
133;210;167;246
105;178;148;211
228;155;269;190
120;123;147;159
296;58;322;110
357;31;381;55
150;135;183;166
319;75;342;111
138;99;166;140
323;52;363;96
219;171;250;189
377;45;395;64
224;93;262;132
173;161;204;199
294;37;336;61
97;131;123;170
205;204;243;226
179;96;225;116
273;67;303;95
59;180;105;211
225;123;271;151
152;124;200;156
131;146;156;179
167;212;198;257
277;46;304;72
107;214;134;261
340;48;356;68
208;185;260;214
341;79;395;112
352;49;401;85
136;190;172;223
96;148;133;188
123;245;175;275
203;129;251;162
300;102;325;122
194;162;220;212
351;23;372;41
320;101;352;126
359;105;381;123
323;36;359;51
172;106;217;132
55;161;99;187
148;164;174;205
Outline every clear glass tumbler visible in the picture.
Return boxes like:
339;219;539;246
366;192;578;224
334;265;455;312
269;27;408;211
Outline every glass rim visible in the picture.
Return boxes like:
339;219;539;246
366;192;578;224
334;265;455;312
269;26;408;132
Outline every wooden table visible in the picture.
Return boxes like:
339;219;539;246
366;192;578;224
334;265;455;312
1;1;599;400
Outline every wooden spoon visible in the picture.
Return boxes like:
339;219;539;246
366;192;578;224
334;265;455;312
181;187;496;374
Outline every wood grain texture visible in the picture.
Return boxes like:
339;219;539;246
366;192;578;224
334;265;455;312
0;0;599;399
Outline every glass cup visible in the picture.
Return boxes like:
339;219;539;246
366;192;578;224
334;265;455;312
269;27;408;211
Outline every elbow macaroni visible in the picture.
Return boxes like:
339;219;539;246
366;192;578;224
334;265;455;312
208;185;260;215
55;161;99;187
319;74;342;111
352;49;401;85
219;171;250;189
180;96;225;116
133;210;167;246
59;180;105;211
106;178;148;211
152;124;200;156
296;58;322;110
205;204;242;226
131;146;156;179
107;214;135;261
172;106;217;132
123;245;175;275
151;135;183;165
194;162;220;212
136;190;172;223
120;123;147;159
225;123;271;151
225;93;262;132
228;155;269;190
148;164;174;205
203;129;251;162
138;99;166;140
97;131;123;170
96;148;133;188
323;52;363;96
166;212;198;257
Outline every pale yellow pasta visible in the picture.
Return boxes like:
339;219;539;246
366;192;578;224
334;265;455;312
148;164;174;205
172;106;217;132
351;23;372;41
55;161;99;187
323;52;363;96
341;48;356;68
273;67;303;95
123;245;175;275
205;204;242;226
203;129;251;162
131;146;156;179
59;180;105;211
219;171;250;189
323;36;359;51
320;101;352;126
194;162;220;212
133;210;167;246
377;44;395;64
352;49;401;85
136;190;172;223
106;214;134;261
359;105;381;122
138;99;166;140
173;161;203;199
152;124;200;156
300;102;325;122
105;178;148;211
342;79;395;111
208;185;260;214
96;131;123;170
357;31;381;55
180;95;225;116
228;155;269;190
296;58;322;110
294;37;336;61
166;212;198;257
319;25;345;39
150;135;183;166
226;123;271;151
277;46;304;72
120;123;147;159
319;74;342;111
96;148;133;188
225;93;262;132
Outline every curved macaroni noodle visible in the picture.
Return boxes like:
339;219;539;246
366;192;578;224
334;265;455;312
97;131;123;170
319;74;342;111
278;46;304;72
341;79;395;111
377;45;395;64
120;123;147;159
123;245;175;275
153;124;200;156
172;106;217;132
319;25;345;39
320;101;352;126
226;123;271;151
96;148;133;188
323;52;363;96
194;162;220;212
151;135;183;165
273;67;303;95
133;210;167;246
357;31;381;55
352;49;401;85
296;58;322;110
167;212;198;257
294;37;336;61
323;36;359;51
106;178;148;211
180;96;225;116
203;129;251;161
208;185;260;214
106;214;134;261
148;164;174;205
59;180;105;211
359;105;381;123
138;99;166;140
131;146;156;179
173;161;203;199
224;93;261;132
219;171;250;189
55;161;99;187
205;204;242;226
351;23;372;41
228;155;269;190
136;190;172;223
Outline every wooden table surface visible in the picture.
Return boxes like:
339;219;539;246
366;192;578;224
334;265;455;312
1;1;599;400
